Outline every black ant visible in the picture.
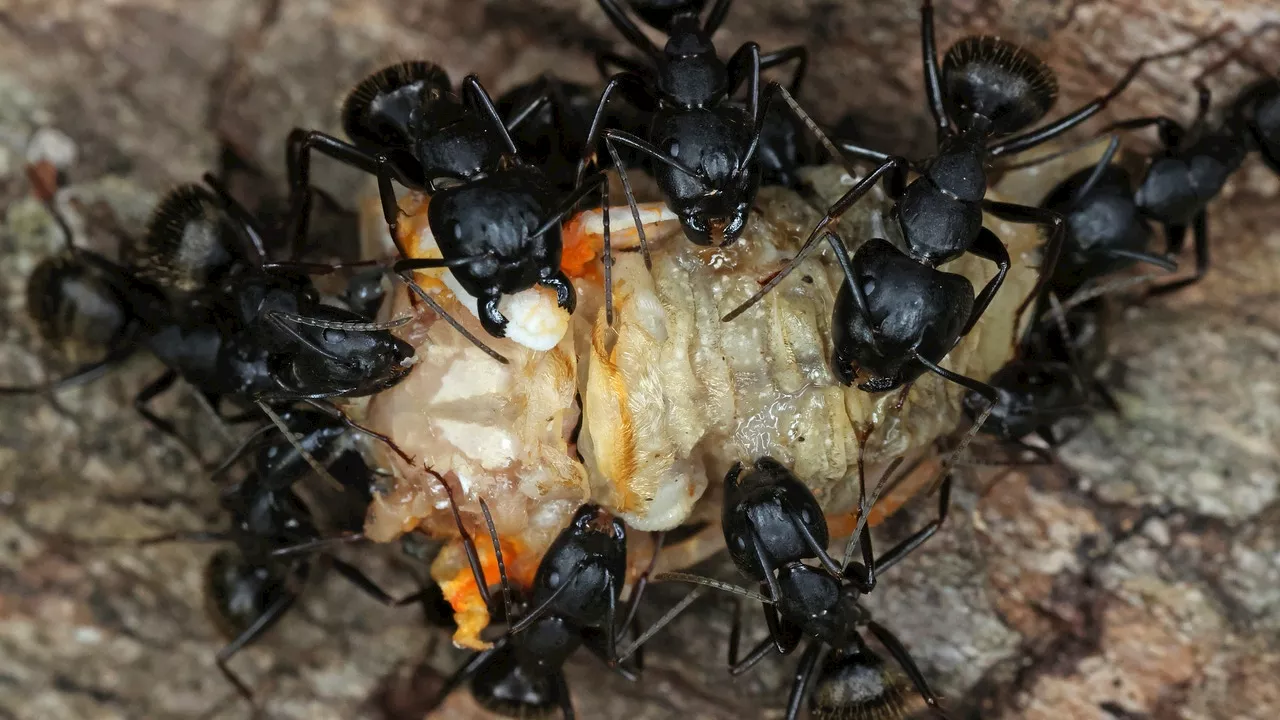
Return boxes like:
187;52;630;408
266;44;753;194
285;62;606;362
130;426;435;707
2;171;415;462
963;298;1120;464
720;1;1211;401
626;455;959;720
424;474;660;719
1027;26;1278;297
574;0;807;320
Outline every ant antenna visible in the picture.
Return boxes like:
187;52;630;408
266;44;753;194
396;271;510;365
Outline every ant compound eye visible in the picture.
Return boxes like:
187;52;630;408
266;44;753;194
736;536;747;550
668;140;680;157
801;508;811;524
862;279;877;296
548;570;560;587
323;329;346;343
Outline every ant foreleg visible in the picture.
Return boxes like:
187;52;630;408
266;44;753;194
981;199;1066;325
1148;210;1210;295
962;227;1012;336
782;643;825;720
873;473;953;574
460;75;519;156
725;41;762;119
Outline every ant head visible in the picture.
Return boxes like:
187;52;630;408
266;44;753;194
26;254;132;355
342;61;453;152
530;504;627;628
131;184;240;295
963;361;1085;440
470;643;565;719
722;457;831;583
205;549;295;639
276;305;416;397
831;239;974;389
942;36;1058;137
629;0;708;32
809;638;920;720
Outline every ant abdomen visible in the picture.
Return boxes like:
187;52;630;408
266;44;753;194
204;549;296;639
470;645;564;719
130;184;239;296
341;61;452;155
26;255;131;354
942;35;1058;136
809;644;918;720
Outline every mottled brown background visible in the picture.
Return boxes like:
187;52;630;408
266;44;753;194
1;1;1279;719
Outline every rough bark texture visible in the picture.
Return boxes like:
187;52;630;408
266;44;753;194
1;1;1279;719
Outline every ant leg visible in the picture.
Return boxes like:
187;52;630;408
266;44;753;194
425;470;495;609
1068;134;1123;204
618;531;665;634
918;0;951;138
429;641;505;712
597;0;661;58
864;621;949;716
0;342;137;396
326;556;431;607
725;42;763;120
729;610;780;676
703;0;733;35
981;200;1066;324
134;370;202;459
200;173;270;265
783;643;826;720
914;351;1000;403
554;672;576;720
759;46;808;95
284;129;396;247
1149;211;1209;295
962;227;1012;335
722;154;909;322
873;473;952;573
460;75;518;156
989;33;1226;157
298;397;414;465
595;51;650;79
216;592;297;705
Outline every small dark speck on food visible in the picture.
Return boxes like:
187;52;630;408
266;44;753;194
802;275;813;284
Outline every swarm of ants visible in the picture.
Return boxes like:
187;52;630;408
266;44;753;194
3;1;1277;717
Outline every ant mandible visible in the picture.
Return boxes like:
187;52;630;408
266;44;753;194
286;62;607;363
575;0;808;323
424;474;661;719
